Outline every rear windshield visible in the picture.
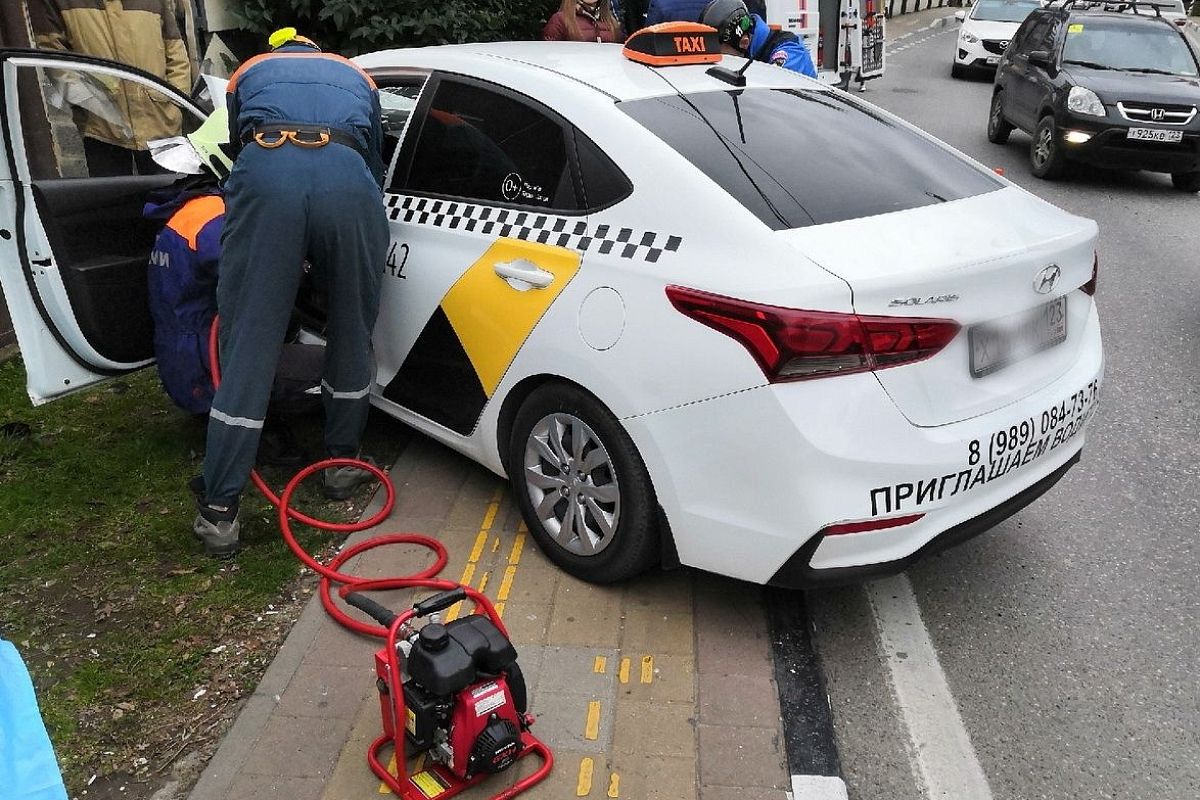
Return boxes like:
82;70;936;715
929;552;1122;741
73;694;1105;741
620;89;1001;230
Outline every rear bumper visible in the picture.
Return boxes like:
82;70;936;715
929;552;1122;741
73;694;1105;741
1056;114;1200;173
767;449;1079;587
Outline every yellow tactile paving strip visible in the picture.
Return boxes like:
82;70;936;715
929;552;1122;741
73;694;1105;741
320;474;701;800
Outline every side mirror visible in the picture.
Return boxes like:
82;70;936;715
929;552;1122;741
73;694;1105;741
1028;50;1052;68
954;10;966;22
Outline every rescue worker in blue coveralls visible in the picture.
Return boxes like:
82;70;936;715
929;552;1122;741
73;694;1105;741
191;27;389;557
143;110;324;467
699;0;818;78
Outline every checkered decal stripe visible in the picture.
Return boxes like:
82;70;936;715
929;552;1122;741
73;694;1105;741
385;195;682;264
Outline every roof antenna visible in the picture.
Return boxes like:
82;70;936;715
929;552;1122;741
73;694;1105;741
707;53;754;87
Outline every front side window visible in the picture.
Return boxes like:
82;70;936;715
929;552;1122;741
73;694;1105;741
1062;20;1199;76
378;80;426;189
13;63;202;180
402;78;576;210
971;0;1041;24
620;89;1001;230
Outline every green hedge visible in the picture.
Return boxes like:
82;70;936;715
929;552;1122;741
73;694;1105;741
229;0;560;55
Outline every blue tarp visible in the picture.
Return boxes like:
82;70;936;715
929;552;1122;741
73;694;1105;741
0;639;68;800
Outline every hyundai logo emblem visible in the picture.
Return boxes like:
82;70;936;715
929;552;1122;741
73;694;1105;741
1033;265;1061;294
1151;107;1166;121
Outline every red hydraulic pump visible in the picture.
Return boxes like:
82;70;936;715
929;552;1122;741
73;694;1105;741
346;585;552;800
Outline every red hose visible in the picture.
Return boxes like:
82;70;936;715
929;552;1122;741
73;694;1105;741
206;316;451;637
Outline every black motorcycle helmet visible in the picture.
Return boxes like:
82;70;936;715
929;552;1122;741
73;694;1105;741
700;0;754;49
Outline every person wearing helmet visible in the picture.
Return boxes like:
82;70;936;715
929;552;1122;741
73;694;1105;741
700;0;817;78
143;110;323;486
645;0;764;27
191;28;388;557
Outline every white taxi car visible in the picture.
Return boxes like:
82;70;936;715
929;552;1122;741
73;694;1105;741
953;0;1043;77
0;34;1103;587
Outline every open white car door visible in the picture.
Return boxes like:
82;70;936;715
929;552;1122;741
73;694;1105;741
0;50;207;404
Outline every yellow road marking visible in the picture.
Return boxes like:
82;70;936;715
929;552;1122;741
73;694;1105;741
607;772;620;798
494;602;505;618
497;565;518;601
477;571;490;594
491;536;501;553
577;757;594;796
377;754;397;793
469;530;490;563
640;655;654;684
447;487;503;622
593;655;607;673
585;700;601;740
508;531;526;565
618;658;630;684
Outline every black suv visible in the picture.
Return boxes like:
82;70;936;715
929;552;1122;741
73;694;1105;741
988;0;1200;190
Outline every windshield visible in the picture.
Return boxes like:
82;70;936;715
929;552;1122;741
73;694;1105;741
971;0;1041;24
619;89;1000;230
1062;21;1199;76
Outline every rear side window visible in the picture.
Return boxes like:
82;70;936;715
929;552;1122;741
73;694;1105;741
404;78;576;210
620;89;1001;230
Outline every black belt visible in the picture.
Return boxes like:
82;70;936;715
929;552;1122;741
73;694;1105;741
242;124;367;159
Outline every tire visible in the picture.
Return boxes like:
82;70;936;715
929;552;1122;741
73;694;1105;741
951;62;967;79
987;90;1014;145
1030;115;1068;180
1171;171;1200;192
508;382;659;584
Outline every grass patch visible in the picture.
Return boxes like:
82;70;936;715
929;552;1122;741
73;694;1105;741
0;357;410;796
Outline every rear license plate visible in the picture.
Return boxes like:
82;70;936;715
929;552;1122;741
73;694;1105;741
1127;127;1183;143
986;56;1000;65
969;297;1067;378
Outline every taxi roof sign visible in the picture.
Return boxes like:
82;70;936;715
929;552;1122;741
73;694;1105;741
623;23;722;67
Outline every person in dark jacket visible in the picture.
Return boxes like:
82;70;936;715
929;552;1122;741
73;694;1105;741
700;0;817;78
192;28;388;557
544;0;624;42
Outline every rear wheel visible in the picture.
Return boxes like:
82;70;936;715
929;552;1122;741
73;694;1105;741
987;90;1014;144
1171;171;1200;192
1030;115;1067;180
509;383;659;584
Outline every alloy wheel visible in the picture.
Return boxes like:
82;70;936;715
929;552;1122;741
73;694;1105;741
1033;127;1054;168
523;413;621;557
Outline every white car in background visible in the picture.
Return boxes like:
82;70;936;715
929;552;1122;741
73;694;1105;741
0;40;1103;588
954;0;1044;77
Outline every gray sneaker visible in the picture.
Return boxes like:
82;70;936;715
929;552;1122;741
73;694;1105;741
193;504;240;558
323;456;380;500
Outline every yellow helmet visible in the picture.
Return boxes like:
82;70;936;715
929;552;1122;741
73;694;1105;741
269;27;319;50
187;106;233;180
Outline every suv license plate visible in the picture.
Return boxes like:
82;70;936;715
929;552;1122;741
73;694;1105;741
969;297;1067;378
986;56;1000;65
1127;128;1183;143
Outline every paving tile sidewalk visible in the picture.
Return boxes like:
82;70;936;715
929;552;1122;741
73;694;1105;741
187;434;789;800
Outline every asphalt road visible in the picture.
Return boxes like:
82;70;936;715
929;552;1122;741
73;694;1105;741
806;20;1200;800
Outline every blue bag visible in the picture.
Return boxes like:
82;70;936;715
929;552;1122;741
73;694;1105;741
0;639;69;800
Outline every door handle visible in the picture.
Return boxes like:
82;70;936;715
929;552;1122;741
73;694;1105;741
494;259;554;291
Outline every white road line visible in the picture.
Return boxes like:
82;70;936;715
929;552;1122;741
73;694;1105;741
791;774;850;799
867;574;995;800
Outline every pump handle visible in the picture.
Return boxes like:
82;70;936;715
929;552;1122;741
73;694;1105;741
413;587;467;617
344;592;398;628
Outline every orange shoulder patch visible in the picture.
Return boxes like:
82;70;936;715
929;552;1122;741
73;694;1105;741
165;195;225;251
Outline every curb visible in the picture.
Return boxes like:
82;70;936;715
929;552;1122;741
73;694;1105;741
185;480;394;800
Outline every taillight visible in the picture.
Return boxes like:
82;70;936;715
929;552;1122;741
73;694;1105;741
1082;251;1098;296
665;285;960;382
